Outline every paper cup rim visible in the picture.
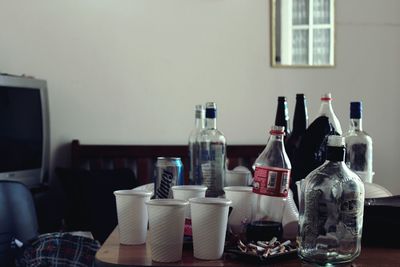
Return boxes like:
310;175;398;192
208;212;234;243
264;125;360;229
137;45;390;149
227;169;251;174
189;197;232;206
145;199;188;207
171;185;207;191
223;186;253;193
114;189;152;197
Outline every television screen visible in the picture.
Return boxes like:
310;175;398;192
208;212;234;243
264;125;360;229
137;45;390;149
0;86;43;172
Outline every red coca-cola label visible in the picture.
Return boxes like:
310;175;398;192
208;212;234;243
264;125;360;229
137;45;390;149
253;166;290;197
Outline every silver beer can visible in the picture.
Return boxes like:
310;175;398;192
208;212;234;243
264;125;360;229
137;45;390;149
155;157;184;199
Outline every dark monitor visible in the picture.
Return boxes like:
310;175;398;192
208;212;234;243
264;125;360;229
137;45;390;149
0;74;49;187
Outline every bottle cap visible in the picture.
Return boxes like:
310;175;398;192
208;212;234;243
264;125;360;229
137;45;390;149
350;101;362;119
327;135;345;147
195;104;205;119
270;125;285;135
278;96;287;102
296;93;305;99
321;93;332;101
205;102;217;119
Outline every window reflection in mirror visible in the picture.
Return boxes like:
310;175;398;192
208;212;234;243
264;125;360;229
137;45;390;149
271;0;335;67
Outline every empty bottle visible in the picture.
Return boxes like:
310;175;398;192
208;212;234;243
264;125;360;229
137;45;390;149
189;104;205;185
317;93;342;135
275;96;291;138
248;126;291;241
298;135;364;265
198;102;226;197
285;93;308;163
344;102;373;183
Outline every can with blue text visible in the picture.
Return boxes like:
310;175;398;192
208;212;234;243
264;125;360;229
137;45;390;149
155;157;184;199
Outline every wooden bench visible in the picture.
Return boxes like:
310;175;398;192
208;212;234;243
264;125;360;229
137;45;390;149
71;139;264;185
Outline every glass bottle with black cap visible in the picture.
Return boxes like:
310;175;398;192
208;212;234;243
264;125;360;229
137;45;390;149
298;135;365;265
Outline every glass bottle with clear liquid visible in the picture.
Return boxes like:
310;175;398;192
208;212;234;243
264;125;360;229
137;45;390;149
198;102;226;197
317;93;342;135
248;126;291;241
189;104;205;185
298;136;365;265
344;102;373;183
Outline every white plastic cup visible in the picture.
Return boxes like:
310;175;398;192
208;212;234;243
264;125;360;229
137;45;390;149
172;185;207;218
190;197;232;260
225;168;251;186
114;190;152;245
223;186;254;236
146;199;188;263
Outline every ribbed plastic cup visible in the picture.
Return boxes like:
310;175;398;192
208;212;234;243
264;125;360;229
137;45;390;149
223;186;254;235
172;185;207;218
190;197;232;260
225;168;251;186
114;190;152;245
146;199;188;263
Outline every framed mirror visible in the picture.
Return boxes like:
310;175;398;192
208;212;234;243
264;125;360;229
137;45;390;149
271;0;335;67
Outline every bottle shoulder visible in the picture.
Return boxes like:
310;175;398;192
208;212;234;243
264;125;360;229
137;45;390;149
304;161;364;189
198;128;226;143
344;129;372;137
318;104;337;118
199;127;225;136
344;130;373;144
189;127;205;143
254;143;291;169
189;127;203;137
285;131;302;143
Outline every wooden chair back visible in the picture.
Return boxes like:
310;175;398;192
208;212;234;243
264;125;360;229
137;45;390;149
71;139;264;185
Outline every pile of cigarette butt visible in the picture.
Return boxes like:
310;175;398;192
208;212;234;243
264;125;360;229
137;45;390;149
236;237;297;258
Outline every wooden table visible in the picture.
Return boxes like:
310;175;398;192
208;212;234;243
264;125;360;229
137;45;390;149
96;228;400;267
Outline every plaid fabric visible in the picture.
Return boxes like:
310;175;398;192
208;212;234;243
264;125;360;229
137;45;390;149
15;232;100;267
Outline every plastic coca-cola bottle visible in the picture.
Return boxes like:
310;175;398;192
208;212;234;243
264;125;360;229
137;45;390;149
247;125;292;241
317;92;342;135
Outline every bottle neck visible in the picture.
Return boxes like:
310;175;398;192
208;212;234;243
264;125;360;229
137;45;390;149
261;131;291;170
205;117;216;129
292;98;308;135
195;117;205;129
275;100;290;133
270;134;284;142
326;146;345;162
318;100;333;116
268;134;285;149
350;118;363;131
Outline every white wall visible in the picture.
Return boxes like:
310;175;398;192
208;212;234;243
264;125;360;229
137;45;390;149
0;0;399;193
